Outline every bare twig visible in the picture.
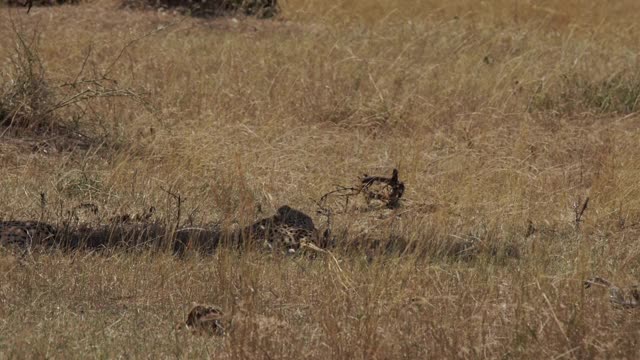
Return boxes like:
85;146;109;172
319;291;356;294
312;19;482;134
70;44;93;87
317;186;361;214
161;186;184;230
574;197;590;228
46;87;144;115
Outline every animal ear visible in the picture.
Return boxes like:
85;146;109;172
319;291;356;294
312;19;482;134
277;206;291;217
391;169;399;183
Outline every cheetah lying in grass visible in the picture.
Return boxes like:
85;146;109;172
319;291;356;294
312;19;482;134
0;220;58;250
0;205;329;255
236;205;330;254
0;219;166;252
181;304;226;336
178;303;290;337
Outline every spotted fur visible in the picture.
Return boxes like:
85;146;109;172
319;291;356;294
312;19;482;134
243;205;321;252
0;220;58;249
184;304;226;336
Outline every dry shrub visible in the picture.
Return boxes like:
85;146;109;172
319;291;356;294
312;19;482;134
0;24;150;152
122;0;279;18
0;28;58;132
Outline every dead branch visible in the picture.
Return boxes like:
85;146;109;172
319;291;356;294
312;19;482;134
360;168;405;209
574;197;589;228
316;186;361;215
161;186;184;230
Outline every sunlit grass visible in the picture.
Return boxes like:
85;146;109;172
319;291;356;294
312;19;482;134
1;0;640;358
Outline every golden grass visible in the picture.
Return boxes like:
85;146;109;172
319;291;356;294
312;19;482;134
1;0;640;358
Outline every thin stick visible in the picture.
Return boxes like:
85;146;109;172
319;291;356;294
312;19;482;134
161;186;184;230
575;197;590;227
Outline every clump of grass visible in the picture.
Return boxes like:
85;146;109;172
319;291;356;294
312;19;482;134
0;28;59;133
2;1;640;358
0;23;152;152
531;71;640;115
570;72;640;114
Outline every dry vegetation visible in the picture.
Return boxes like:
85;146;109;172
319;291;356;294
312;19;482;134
1;0;640;358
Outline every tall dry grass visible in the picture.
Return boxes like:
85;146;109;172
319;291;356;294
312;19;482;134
1;0;640;358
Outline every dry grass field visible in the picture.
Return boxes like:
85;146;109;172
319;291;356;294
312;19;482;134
2;0;640;358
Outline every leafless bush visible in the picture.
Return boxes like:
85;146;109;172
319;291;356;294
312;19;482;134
0;23;151;150
0;27;57;132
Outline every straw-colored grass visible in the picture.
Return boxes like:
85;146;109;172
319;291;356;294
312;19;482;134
1;0;640;358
